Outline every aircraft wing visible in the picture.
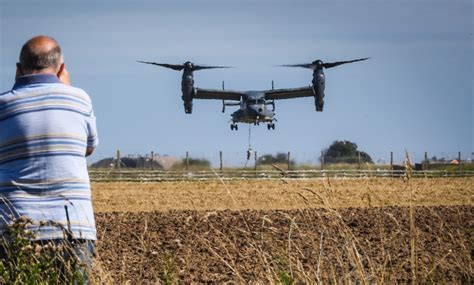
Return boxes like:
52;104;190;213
194;88;243;101
264;86;315;100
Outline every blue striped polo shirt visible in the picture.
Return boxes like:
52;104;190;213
0;74;98;240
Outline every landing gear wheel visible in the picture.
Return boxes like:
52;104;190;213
267;123;275;130
230;124;238;131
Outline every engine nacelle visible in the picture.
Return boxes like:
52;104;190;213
314;92;324;112
312;69;325;112
183;99;193;114
181;74;195;114
182;90;194;114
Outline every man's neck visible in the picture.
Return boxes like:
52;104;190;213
13;73;61;89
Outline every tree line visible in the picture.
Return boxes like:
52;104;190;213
90;140;373;169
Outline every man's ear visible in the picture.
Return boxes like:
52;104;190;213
57;63;71;85
15;63;24;79
56;63;65;78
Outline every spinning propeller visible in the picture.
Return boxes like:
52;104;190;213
281;58;369;70
137;60;232;71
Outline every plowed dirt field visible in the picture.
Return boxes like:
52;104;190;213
91;178;473;283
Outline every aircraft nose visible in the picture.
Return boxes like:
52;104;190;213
250;105;264;116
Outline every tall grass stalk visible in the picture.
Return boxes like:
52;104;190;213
0;216;89;284
405;150;417;285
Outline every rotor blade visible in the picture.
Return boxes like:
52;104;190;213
322;57;369;69
192;65;233;71
137;60;184;71
279;64;315;70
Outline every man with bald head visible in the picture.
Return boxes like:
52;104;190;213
0;35;98;280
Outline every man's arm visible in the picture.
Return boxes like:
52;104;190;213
85;108;98;157
86;147;95;157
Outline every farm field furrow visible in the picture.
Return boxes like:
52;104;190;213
94;206;473;283
92;177;473;212
91;177;473;283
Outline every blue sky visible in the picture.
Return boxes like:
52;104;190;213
1;0;472;165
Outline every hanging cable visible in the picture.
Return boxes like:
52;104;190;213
244;124;253;168
248;123;252;150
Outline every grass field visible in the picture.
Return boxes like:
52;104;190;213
91;177;473;283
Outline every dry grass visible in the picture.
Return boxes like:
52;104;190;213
90;176;473;283
92;177;474;212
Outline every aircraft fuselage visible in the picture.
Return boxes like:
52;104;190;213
231;92;274;124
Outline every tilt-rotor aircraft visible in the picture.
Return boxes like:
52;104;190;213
138;58;369;130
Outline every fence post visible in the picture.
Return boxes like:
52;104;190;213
186;151;189;172
151;151;154;170
458;151;461;173
390;151;393;177
321;150;324;170
254;151;258;171
424;151;428;170
219;151;223;172
390;151;393;169
116;149;121;170
287;151;291;170
358;151;361;170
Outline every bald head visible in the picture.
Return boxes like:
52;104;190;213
18;35;63;74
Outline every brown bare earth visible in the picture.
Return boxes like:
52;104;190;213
92;178;473;212
91;178;474;283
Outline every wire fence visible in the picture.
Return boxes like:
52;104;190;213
89;149;473;174
89;169;474;182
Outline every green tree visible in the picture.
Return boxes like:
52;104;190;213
186;157;211;167
258;152;295;166
322;140;373;164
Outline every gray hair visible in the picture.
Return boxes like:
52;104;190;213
19;38;63;71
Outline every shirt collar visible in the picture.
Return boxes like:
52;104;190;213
13;74;61;89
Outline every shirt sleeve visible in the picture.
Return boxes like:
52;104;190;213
86;110;99;148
